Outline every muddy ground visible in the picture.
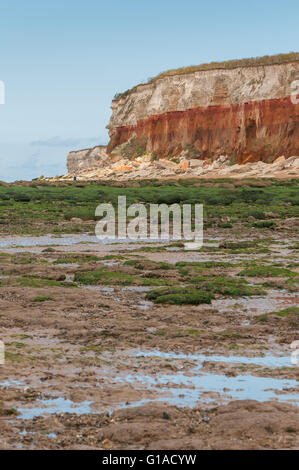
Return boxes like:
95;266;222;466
0;181;298;449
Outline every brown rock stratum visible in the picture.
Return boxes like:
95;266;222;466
108;97;299;163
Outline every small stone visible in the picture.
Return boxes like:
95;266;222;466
146;327;157;334
71;217;83;224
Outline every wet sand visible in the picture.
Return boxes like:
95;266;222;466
0;229;298;449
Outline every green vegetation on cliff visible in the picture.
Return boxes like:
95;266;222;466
114;52;299;100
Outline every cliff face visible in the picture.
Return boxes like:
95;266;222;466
107;61;299;162
67;145;107;173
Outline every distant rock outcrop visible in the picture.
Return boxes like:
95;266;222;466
67;145;107;173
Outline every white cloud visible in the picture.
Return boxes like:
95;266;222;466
30;136;103;148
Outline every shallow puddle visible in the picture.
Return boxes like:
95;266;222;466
208;290;299;315
114;373;298;408
0;234;100;248
112;349;298;406
0;379;23;387
0;234;170;249
134;350;293;367
10;348;299;419
17;373;297;420
103;261;121;267
18;398;93;420
52;263;80;269
137;301;154;310
121;286;152;292
82;285;115;293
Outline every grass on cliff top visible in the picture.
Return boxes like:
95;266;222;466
114;52;299;100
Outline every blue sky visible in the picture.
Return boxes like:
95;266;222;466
0;0;298;181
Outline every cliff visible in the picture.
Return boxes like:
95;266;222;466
67;145;107;173
107;55;299;163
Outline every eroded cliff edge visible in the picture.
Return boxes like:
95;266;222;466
107;58;299;163
67;145;107;173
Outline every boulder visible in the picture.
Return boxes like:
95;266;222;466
189;159;204;168
180;160;189;171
